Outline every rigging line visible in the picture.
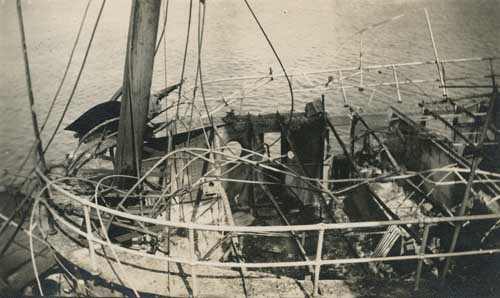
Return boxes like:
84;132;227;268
193;0;207;106
179;2;197;199
186;0;209;147
189;2;236;217
163;0;170;88
154;0;170;55
8;0;93;188
10;0;58;191
195;21;265;158
43;0;107;154
242;0;295;125
174;0;194;126
178;0;208;204
41;0;93;131
170;0;194;200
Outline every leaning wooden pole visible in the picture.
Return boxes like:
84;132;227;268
16;0;47;172
115;0;161;188
16;0;57;237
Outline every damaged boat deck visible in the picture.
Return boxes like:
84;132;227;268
21;83;500;296
6;2;500;294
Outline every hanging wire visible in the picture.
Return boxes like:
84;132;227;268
155;0;170;56
43;0;107;153
7;0;94;188
40;0;94;132
242;0;295;125
162;0;170;89
174;0;194;126
185;0;208;142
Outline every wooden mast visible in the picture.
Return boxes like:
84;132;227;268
114;0;161;188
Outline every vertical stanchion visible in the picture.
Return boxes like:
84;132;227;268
424;8;448;98
313;227;325;296
339;69;348;106
392;65;402;103
322;94;330;192
83;205;98;274
414;223;430;291
218;183;247;274
321;95;329;218
359;68;364;90
189;228;198;297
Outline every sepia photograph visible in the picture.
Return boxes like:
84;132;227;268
1;0;500;297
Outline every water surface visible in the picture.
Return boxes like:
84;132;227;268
1;0;499;176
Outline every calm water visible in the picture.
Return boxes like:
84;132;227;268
1;0;500;177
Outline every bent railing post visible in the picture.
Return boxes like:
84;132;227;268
189;228;198;297
339;69;348;106
414;223;430;291
392;65;402;103
83;205;98;275
36;170;500;292
313;227;325;296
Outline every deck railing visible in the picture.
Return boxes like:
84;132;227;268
37;170;500;297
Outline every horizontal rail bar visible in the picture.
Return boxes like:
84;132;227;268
196;56;500;87
199;74;495;103
196;248;500;269
46;202;500;270
38;169;500;233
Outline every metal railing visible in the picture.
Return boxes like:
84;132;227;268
37;170;500;297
